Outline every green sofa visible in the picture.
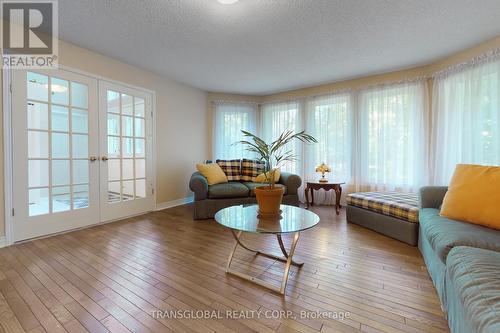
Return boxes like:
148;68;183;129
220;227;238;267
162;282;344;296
419;186;500;333
189;171;301;219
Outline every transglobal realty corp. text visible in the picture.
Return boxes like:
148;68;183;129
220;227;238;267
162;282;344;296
151;309;351;320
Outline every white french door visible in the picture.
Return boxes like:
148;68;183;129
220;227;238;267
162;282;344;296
12;69;99;241
10;68;155;242
99;81;154;221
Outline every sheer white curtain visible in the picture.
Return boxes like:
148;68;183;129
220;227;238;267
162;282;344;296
213;102;257;160
356;81;428;192
432;59;500;185
261;101;302;175
304;93;353;204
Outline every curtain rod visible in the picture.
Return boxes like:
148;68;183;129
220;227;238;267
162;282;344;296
260;76;429;105
211;99;259;105
433;48;500;79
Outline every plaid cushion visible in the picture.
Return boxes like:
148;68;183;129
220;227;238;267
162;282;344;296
241;159;265;181
216;159;241;181
347;192;419;223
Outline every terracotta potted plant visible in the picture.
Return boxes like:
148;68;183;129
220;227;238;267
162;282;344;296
237;130;317;217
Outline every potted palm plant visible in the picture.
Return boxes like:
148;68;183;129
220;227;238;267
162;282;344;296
237;130;317;217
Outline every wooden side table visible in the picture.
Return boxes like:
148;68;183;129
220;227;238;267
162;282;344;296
305;181;346;215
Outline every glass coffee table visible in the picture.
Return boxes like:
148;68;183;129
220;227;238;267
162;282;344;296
215;204;320;294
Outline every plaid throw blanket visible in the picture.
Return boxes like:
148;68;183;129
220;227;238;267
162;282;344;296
241;159;265;181
347;192;419;223
216;159;241;181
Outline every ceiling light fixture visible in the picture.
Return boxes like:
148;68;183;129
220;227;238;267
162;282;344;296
217;0;239;4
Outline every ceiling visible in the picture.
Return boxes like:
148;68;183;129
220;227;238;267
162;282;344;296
58;0;500;95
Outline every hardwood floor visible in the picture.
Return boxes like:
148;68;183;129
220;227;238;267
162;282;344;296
0;204;449;333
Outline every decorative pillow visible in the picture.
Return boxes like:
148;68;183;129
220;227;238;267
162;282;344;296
196;163;228;185
241;159;265;182
216;159;241;181
253;169;281;183
440;164;500;230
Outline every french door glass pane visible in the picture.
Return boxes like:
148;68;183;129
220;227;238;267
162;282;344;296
73;160;89;184
134;98;145;117
135;159;145;178
73;184;89;209
29;160;49;187
52;160;70;186
27;72;48;102
27;71;90;216
28;131;49;158
135;139;145;158
52;133;69;158
107;114;120;135
72;134;89;158
108;181;121;202
122;116;133;136
51;78;69;105
27;102;48;130
29;188;49;216
52;186;71;213
71;82;88;109
107;91;120;113
73;185;89;209
108;136;120;157
122;180;134;200
122;138;134;158
108;159;121;181
134;118;145;137
122;159;134;179
121;94;133;115
51;105;69;131
72;109;88;133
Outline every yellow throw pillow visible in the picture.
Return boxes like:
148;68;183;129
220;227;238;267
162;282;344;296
253;169;281;183
196;163;228;185
440;164;500;230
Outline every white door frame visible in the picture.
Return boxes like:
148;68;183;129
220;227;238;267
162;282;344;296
2;65;157;246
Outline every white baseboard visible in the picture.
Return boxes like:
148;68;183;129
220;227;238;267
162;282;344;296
155;196;194;211
0;236;6;248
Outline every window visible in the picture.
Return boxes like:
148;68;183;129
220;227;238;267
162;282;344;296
213;83;429;196
358;82;427;191
433;59;500;184
305;94;352;184
213;102;257;160
261;101;302;174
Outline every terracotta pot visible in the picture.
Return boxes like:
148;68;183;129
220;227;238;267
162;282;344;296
254;186;284;216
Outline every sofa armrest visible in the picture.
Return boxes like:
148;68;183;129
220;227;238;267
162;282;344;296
279;172;302;195
419;186;448;209
189;172;209;201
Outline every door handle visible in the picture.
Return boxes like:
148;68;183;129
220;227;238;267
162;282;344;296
89;156;98;162
101;156;109;161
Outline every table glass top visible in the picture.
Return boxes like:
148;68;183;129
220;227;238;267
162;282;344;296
215;204;320;234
